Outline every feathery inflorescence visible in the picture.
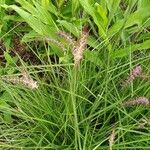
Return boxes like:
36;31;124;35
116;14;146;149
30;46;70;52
44;37;65;52
72;26;89;67
20;72;38;89
123;65;142;87
109;129;116;150
57;31;75;46
123;97;149;107
1;71;38;89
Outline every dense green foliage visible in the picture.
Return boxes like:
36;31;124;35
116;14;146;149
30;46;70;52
0;0;150;149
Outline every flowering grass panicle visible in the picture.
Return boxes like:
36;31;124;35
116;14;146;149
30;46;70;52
109;129;115;150
123;97;149;107
131;65;142;77
123;65;142;87
20;72;38;89
57;31;75;46
1;72;38;89
44;37;65;52
73;26;89;67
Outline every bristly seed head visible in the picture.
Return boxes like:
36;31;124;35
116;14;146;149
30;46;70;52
57;31;75;46
73;26;89;67
123;97;149;107
1;72;38;89
122;65;142;87
44;37;65;52
131;65;142;77
109;128;115;150
21;71;38;89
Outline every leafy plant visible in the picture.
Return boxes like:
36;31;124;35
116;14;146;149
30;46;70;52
0;0;150;149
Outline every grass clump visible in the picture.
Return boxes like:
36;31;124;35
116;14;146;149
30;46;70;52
0;0;150;149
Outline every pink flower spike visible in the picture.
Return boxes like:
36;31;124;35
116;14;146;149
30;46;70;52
122;65;142;87
123;97;149;107
131;65;142;77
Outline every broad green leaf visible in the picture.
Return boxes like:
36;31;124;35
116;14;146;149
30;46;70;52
57;0;65;8
41;0;50;10
16;0;57;28
16;0;37;15
49;43;64;57
3;15;23;22
99;0;107;12
32;1;57;27
108;7;150;37
3;36;11;50
125;8;150;27
4;51;15;64
138;0;150;9
2;4;57;36
59;54;71;63
79;0;94;16
87;36;102;50
79;0;106;37
58;20;80;37
108;20;124;37
21;30;41;42
107;0;121;22
84;50;102;66
95;3;108;28
41;0;57;15
72;0;79;15
111;39;150;58
107;0;121;14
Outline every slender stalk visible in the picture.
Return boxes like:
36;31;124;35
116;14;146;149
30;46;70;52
70;67;82;150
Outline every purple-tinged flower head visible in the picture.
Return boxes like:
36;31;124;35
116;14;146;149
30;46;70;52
123;97;149;107
73;26;89;67
131;65;142;77
122;65;142;87
57;31;75;46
